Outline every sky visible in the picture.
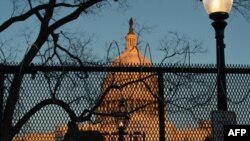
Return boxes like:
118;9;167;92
0;0;250;65
1;0;250;132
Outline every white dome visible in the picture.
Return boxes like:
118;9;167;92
97;19;158;133
112;47;152;65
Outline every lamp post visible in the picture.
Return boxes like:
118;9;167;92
114;98;130;141
202;0;233;111
202;1;237;140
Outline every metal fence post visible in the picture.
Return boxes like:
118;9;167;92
158;72;166;141
0;64;4;139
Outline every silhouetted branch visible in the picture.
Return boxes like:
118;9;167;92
159;31;206;65
12;99;78;139
233;0;250;21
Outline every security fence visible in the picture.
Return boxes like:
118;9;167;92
1;64;250;141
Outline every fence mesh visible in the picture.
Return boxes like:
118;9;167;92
1;64;250;141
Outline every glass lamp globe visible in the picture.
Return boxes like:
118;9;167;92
203;0;233;15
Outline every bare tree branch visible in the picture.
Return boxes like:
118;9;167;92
12;99;78;139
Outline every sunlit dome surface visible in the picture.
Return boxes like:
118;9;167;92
102;18;157;102
96;19;159;135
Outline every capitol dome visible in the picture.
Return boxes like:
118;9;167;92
101;18;158;103
94;18;210;141
96;19;159;135
112;18;151;65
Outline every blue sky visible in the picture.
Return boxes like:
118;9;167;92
1;0;250;132
1;0;250;65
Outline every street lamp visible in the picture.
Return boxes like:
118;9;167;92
114;98;130;141
202;1;237;140
202;0;233;111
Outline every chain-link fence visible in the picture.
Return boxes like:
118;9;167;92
1;64;250;141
